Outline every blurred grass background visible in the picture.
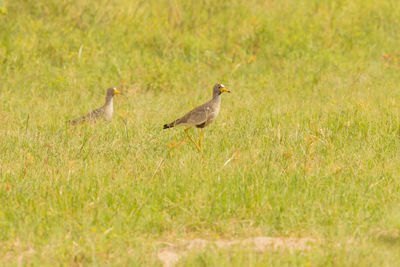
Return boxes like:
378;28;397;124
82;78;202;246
1;0;400;265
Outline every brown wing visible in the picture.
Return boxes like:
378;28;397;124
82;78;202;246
70;106;105;125
163;99;217;129
86;106;105;120
177;105;208;125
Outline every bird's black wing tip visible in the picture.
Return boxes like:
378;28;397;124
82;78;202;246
163;124;169;129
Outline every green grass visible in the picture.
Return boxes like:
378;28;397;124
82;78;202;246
1;0;400;265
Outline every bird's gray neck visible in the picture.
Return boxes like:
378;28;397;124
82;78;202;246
212;94;222;102
105;95;113;106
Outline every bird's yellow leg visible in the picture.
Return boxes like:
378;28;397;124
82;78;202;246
198;129;203;149
184;127;201;152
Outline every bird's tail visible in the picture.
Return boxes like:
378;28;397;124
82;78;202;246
163;123;174;129
69;116;86;126
163;120;177;129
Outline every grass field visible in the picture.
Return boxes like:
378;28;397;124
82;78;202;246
1;0;400;265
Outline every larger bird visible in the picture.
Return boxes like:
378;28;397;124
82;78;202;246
163;83;230;151
70;87;120;125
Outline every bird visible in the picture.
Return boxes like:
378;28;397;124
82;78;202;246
163;83;230;151
70;87;120;125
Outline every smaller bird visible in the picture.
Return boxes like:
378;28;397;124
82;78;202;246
163;83;230;151
70;87;120;125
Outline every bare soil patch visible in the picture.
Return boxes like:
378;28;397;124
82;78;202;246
158;236;317;267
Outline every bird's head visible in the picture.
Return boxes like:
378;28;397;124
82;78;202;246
107;87;120;97
213;83;230;97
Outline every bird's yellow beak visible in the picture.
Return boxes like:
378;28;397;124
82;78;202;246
114;90;121;95
221;87;230;93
